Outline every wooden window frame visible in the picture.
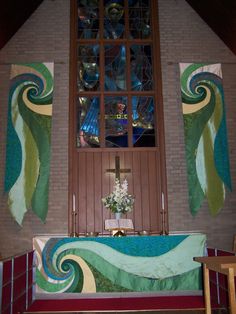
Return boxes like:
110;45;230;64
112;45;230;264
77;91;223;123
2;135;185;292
68;0;168;234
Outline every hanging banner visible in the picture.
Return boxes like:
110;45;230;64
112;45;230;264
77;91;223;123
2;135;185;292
4;63;54;225
179;63;231;216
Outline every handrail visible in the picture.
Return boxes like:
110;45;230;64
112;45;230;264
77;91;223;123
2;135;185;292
0;249;35;262
0;250;36;314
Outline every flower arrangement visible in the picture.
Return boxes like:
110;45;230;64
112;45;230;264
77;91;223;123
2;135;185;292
102;179;134;214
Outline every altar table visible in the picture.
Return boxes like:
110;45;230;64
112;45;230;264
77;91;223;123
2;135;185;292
33;234;206;294
194;256;236;314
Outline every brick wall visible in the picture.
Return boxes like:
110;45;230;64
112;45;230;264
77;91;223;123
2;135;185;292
159;0;236;250
0;0;235;257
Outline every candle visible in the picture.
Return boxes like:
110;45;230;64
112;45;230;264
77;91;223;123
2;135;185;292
73;194;76;212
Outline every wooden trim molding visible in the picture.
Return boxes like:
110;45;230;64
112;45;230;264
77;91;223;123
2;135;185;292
69;0;168;235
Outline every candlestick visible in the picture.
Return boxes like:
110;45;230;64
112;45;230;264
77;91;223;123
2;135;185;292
73;194;76;212
70;211;79;237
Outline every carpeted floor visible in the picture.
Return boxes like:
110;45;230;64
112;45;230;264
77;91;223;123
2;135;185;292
24;310;229;314
25;295;224;313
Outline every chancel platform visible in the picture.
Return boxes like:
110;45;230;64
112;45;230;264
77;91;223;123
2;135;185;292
33;234;206;295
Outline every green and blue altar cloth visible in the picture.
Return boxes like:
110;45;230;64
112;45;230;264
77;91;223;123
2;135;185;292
34;234;206;294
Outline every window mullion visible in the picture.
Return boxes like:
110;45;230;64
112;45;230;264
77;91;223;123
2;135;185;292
124;0;133;147
150;0;161;148
100;45;105;148
99;0;105;147
127;42;133;147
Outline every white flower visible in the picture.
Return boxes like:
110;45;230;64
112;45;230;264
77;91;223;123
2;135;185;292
102;179;134;214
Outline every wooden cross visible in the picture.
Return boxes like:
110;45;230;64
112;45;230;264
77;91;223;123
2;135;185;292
106;156;131;181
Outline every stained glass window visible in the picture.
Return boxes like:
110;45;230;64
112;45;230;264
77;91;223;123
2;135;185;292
77;97;100;147
78;1;99;39
104;0;125;39
132;96;155;147
105;96;128;147
76;0;157;148
78;45;100;92
129;0;151;39
105;45;126;91
130;45;153;90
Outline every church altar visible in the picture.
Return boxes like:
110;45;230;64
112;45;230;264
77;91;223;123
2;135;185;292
33;234;206;294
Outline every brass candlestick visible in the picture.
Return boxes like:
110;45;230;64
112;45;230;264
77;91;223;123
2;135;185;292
70;211;79;237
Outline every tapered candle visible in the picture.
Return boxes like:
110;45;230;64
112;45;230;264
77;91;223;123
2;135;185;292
73;194;76;212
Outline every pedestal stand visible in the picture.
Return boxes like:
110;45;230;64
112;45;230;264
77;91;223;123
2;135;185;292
70;211;79;237
113;229;126;237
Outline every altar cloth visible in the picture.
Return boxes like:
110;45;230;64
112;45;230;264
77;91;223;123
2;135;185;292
33;234;206;294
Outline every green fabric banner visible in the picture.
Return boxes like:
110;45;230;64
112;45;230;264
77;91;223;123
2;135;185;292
4;63;54;225
180;63;232;216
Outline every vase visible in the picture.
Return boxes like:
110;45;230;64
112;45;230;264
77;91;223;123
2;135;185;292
115;212;122;220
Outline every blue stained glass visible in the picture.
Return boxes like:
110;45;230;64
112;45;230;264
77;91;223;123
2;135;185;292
132;96;156;147
131;45;153;90
77;97;100;147
105;45;126;91
104;0;125;39
105;96;128;147
77;0;99;39
78;45;100;91
129;0;151;39
77;1;156;149
129;0;149;6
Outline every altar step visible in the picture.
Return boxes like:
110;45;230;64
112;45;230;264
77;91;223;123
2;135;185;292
24;311;227;314
24;295;223;313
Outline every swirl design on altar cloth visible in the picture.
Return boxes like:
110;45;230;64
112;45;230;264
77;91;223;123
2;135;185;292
34;235;206;293
180;63;232;217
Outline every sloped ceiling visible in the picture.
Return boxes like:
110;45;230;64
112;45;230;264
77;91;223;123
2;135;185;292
0;0;43;50
186;0;236;55
0;0;235;55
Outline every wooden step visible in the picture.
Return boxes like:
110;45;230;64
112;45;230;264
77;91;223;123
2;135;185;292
23;295;222;313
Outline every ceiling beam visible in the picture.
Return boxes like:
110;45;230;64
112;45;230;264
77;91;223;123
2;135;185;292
0;0;43;49
186;0;236;55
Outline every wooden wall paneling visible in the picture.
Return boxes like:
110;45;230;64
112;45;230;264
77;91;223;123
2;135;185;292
140;152;150;231
77;152;87;233
132;151;142;231
76;149;162;234
156;152;165;233
148;151;159;232
101;152;111;231
124;151;134;221
119;151;130;220
119;151;125;181
156;152;161;232
94;152;103;233
108;150;117;215
120;151;126;167
86;153;95;232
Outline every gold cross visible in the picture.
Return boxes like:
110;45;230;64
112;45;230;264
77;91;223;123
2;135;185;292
106;156;131;181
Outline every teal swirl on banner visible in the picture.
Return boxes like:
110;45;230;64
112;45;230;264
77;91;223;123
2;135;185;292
34;235;206;293
180;63;232;216
4;63;54;225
